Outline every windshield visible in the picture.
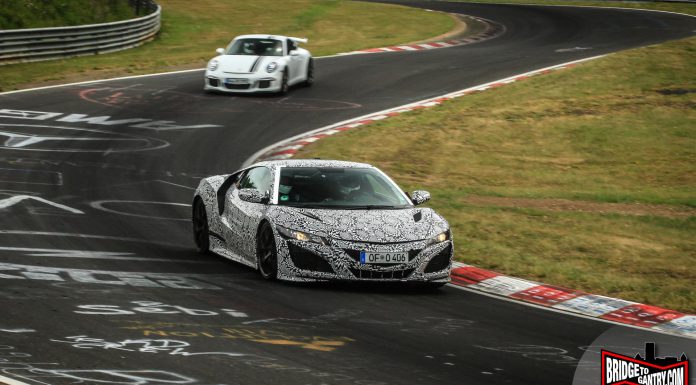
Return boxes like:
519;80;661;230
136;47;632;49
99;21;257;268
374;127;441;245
227;38;283;56
276;167;412;209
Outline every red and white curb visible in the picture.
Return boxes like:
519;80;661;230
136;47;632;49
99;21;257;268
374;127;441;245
246;55;604;164
245;55;695;339
450;262;695;339
338;15;505;55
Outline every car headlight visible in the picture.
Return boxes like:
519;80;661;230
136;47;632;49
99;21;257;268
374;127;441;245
276;225;327;245
266;62;278;73
208;60;219;71
428;230;450;246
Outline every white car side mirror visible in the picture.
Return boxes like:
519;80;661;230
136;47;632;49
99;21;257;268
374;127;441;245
216;48;225;55
411;190;431;206
289;50;300;56
238;188;268;204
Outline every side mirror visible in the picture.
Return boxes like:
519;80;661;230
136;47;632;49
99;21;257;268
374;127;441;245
411;190;431;206
216;48;225;55
238;188;268;204
289;50;299;56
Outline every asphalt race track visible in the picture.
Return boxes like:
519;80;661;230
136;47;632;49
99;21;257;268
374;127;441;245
1;2;695;384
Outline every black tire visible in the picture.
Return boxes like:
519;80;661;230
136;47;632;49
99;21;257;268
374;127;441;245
257;222;278;280
192;198;210;254
303;59;314;87
279;70;289;95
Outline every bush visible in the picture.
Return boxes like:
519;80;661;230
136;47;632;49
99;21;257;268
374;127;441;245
0;0;136;29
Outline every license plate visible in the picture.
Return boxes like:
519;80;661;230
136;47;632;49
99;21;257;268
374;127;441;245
225;78;249;84
360;251;408;264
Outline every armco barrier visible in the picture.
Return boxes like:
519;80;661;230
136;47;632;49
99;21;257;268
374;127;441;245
0;2;161;65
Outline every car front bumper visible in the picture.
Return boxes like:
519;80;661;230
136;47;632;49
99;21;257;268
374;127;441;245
204;71;282;93
275;235;454;283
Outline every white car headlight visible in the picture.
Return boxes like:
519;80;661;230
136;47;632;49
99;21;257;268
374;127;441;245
266;62;278;73
428;230;450;246
208;60;219;71
276;225;326;245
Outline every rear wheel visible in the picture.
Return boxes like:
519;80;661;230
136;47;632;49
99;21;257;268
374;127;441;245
192;199;210;254
257;222;278;280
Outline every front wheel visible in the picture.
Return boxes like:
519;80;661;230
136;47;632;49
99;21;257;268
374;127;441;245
303;59;314;87
257;222;278;280
192;199;210;254
279;70;289;95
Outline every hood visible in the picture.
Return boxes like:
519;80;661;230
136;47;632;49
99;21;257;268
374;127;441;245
271;207;439;243
216;55;275;74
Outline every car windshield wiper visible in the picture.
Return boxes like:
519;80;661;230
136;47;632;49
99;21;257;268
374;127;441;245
281;204;327;209
341;205;401;210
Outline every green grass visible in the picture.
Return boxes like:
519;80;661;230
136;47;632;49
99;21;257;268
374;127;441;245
0;0;453;91
0;0;136;29
297;3;696;312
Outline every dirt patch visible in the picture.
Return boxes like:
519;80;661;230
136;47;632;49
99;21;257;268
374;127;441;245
406;13;480;44
462;195;696;218
656;88;696;95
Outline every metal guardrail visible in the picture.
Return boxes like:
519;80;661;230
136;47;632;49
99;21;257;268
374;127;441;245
0;1;161;65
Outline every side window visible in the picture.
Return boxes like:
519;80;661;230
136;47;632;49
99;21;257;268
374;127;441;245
238;167;273;194
287;39;297;54
217;171;243;215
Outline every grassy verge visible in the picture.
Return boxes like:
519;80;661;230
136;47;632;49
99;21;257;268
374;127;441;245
296;3;696;312
0;0;453;91
0;0;136;29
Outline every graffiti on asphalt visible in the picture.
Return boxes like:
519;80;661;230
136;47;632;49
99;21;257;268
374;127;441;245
473;344;588;366
75;301;247;317
51;336;244;357
0;262;247;290
0;108;222;131
120;322;354;352
0;345;196;385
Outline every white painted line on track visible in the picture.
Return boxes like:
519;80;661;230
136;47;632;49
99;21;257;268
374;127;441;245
0;230;184;247
0;374;32;385
155;180;196;190
0;194;84;213
0;246;208;263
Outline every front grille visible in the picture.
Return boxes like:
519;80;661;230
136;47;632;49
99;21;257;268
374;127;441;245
208;78;219;87
348;267;415;280
424;244;452;273
288;243;334;273
225;83;250;90
343;248;421;267
258;80;271;89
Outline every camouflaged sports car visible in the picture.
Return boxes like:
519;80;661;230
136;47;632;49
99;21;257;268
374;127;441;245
192;159;453;286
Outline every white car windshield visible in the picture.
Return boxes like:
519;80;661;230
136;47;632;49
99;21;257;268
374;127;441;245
277;167;412;209
227;38;283;56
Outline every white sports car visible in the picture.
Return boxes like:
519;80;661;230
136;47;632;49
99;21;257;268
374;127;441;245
192;159;453;286
204;34;313;94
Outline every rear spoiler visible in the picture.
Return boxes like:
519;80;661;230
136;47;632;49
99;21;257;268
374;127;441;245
289;37;308;44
